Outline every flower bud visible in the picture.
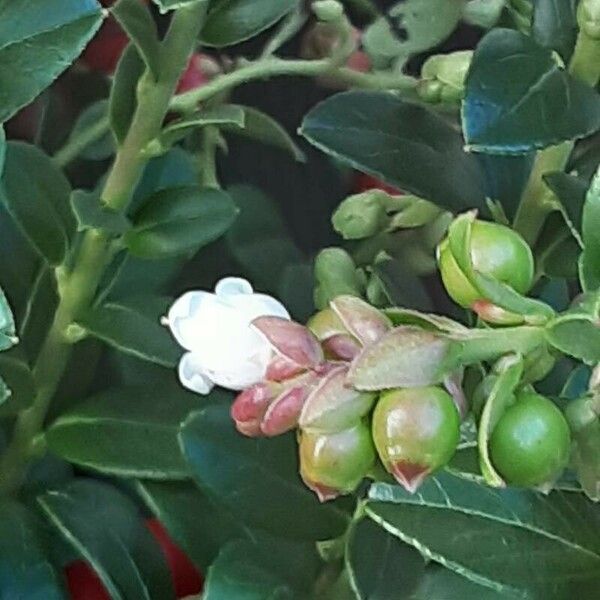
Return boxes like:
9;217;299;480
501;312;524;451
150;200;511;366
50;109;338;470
308;307;362;362
332;191;389;240
437;219;534;316
299;422;375;501
314;248;365;310
490;391;571;487
419;51;473;104
372;387;461;492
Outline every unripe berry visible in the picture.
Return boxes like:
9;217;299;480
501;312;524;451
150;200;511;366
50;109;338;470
438;220;534;309
372;387;461;492
299;422;375;501
490;392;571;487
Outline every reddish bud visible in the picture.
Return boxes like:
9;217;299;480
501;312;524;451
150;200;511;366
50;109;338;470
322;333;362;361
231;383;278;436
81;18;128;75
261;383;314;436
265;355;305;382
176;54;219;94
353;173;401;195
252;317;324;370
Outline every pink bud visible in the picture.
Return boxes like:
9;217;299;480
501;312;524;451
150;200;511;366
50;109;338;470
231;383;278;437
322;334;362;361
471;300;524;325
265;355;305;382
252;317;324;370
330;296;391;346
261;384;314;437
390;462;431;494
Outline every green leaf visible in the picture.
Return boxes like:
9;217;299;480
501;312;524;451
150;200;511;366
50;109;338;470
477;354;523;487
0;500;64;600
203;541;294;600
151;0;208;13
200;0;298;47
179;404;348;541
580;167;600;291
366;472;600;598
126;186;238;259
39;479;174;600
66;100;115;161
546;314;600;364
532;0;578;62
153;105;246;153
0;125;5;173
46;383;198;479
0;142;73;265
463;29;600;154
0;353;35;416
225;105;305;162
112;0;161;80
77;296;180;367
109;44;145;145
0;285;16;349
301;91;487;212
226;185;303;289
542;171;588;246
363;0;462;68
136;479;248;571
71;189;132;234
371;258;432;311
346;517;426;600
0;0;104;122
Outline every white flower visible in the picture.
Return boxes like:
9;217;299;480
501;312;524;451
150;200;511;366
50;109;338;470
166;277;290;395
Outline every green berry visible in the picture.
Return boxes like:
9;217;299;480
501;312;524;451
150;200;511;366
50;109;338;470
490;391;571;487
372;387;461;492
438;220;534;309
299;422;375;502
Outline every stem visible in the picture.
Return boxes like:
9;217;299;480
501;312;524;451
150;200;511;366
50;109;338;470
198;126;220;188
0;3;207;496
53;115;111;168
170;57;417;112
513;16;600;246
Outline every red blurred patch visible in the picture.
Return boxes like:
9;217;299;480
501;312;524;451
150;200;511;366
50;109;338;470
353;173;401;195
177;54;211;94
81;18;129;75
65;561;110;600
146;518;203;598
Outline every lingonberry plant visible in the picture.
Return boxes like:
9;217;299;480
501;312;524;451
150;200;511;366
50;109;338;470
1;0;600;598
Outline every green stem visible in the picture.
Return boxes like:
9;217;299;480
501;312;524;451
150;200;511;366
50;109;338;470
198;125;220;188
171;57;417;112
0;3;207;496
513;18;600;246
53;115;111;168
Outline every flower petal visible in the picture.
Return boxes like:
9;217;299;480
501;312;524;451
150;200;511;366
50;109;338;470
178;353;214;395
215;277;253;298
226;293;290;322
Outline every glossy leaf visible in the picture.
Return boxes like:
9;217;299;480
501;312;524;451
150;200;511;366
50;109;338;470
113;0;161;79
71;189;131;234
0;500;64;600
152;0;208;13
39;479;174;600
154;105;246;152
0;285;16;350
346;517;425;600
203;541;294;600
136;480;248;571
0;0;103;122
126;186;238;259
0;353;35;416
477;354;523;487
224;105;305;162
66;100;115;161
532;0;578;62
77;296;180;367
179;404;348;540
463;29;600;154
0;125;5;173
580;167;600;291
301;91;487;211
366;472;600;598
109;44;145;145
0;142;73;265
200;0;298;47
46;384;199;479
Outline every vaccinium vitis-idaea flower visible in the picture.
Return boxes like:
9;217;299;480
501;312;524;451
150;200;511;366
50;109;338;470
166;278;290;395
